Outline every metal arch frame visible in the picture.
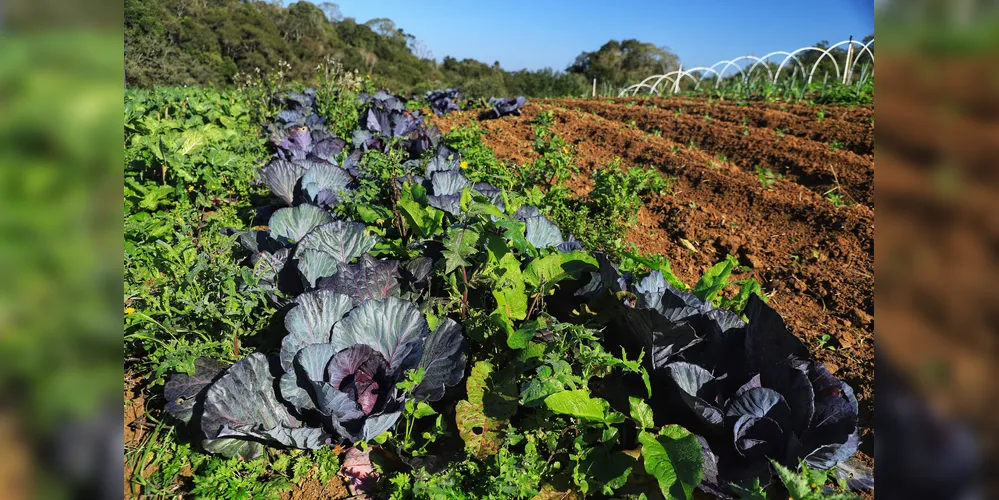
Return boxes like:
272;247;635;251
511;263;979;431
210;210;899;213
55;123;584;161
619;38;874;96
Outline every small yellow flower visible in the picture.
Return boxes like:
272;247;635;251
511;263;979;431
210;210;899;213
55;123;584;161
125;307;136;314
460;161;468;170
188;185;194;191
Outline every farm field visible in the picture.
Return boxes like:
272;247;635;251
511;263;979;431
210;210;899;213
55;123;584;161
433;96;875;458
124;83;875;499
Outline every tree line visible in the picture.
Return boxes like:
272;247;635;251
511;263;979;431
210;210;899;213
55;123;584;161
125;0;870;97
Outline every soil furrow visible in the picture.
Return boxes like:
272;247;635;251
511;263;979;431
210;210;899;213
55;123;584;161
551;100;875;208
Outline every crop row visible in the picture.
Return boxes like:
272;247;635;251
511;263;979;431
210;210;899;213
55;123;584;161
151;87;872;498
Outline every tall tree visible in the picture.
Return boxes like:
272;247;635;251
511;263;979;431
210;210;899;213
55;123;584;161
568;39;680;89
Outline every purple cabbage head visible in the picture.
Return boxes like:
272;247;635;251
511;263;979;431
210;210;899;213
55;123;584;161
164;293;468;456
425;88;461;116
483;96;526;119
588;258;868;496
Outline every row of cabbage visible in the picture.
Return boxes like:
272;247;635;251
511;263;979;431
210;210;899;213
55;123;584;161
162;87;871;497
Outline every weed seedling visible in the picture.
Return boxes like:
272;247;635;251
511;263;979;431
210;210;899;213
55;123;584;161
825;190;851;209
816;333;836;350
754;165;782;190
828;140;844;151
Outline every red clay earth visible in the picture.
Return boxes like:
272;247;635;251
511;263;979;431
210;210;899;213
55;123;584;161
432;97;875;483
607;97;873;157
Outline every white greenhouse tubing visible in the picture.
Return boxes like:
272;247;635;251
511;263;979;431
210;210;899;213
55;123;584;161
773;47;842;84
619;38;873;95
708;60;747;82
717;56;773;84
683;67;724;89
650;73;680;95
746;51;808;84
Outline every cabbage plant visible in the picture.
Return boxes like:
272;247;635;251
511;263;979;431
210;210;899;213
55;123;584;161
586;257;869;496
165;294;467;459
425;88;461;116
483;96;526;118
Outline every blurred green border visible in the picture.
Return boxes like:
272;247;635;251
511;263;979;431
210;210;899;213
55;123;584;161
0;32;123;429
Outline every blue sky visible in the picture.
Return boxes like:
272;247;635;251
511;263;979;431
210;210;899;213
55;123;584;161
325;0;874;71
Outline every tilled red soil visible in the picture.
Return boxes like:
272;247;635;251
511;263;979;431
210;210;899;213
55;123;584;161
606;97;874;156
551;99;874;208
433;98;875;470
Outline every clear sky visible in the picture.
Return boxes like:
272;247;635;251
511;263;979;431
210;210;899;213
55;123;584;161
326;0;874;71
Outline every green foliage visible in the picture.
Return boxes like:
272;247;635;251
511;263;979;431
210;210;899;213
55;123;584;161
618;251;688;291
520;356;580;407
522;111;578;205
568;39;681;92
590;158;672;231
692;255;738;304
126;0;591;97
455;361;518;459
125;87;280;382
771;461;861;500
443;225;482;274
444;122;511;188
629;397;655;429
387;436;550;499
825;190;852;209
489;247;529;325
544;390;625;424
754;165;783;190
638;426;703;500
314;57;365;139
469;111;673;256
397;182;446;239
689;254;764;313
126;424;342;498
122;82;858;498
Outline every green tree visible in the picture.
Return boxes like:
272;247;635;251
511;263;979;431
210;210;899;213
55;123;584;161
568;39;681;90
